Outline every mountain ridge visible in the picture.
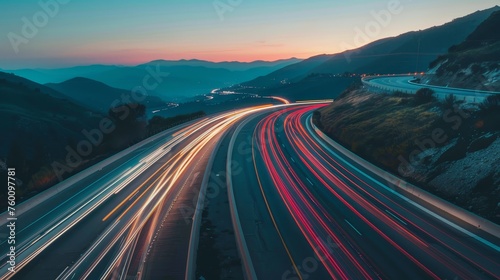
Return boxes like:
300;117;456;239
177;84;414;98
422;10;500;91
45;77;169;113
241;6;500;89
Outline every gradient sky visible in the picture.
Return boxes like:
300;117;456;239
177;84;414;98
1;0;498;69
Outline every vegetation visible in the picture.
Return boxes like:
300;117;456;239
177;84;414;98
414;88;435;105
107;103;148;149
0;74;206;207
148;111;205;135
441;94;458;110
316;90;440;170
427;11;500;92
314;88;500;222
479;95;500;113
448;10;500;53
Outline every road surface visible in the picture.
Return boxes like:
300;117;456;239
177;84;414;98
363;75;499;103
1;102;498;279
228;104;500;279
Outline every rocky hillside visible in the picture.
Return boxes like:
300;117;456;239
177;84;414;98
314;87;500;223
422;10;500;91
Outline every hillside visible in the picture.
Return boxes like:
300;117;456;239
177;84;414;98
0;72;103;194
241;6;500;90
314;88;500;223
257;74;359;101
46;77;168;113
240;54;335;88
422;10;500;91
0;72;210;204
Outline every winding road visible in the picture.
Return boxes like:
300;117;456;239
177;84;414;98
362;75;499;103
0;101;499;279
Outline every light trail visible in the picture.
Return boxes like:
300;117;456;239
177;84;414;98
51;105;276;279
0;105;273;280
250;104;500;279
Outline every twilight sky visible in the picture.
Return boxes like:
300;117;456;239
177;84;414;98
0;0;498;69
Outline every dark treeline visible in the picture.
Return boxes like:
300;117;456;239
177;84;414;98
1;103;205;206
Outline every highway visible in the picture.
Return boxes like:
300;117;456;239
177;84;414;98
0;105;279;279
228;104;500;279
362;75;499;103
0;101;499;279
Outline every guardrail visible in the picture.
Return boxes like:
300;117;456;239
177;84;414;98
308;116;500;251
407;79;500;95
362;75;498;103
362;74;420;95
0;120;199;226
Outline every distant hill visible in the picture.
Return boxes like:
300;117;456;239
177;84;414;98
46;77;168;113
0;72;104;192
256;74;359;101
0;71;70;100
6;58;301;101
146;58;302;71
423;10;500;91
83;59;301;100
242;54;335;88
242;6;500;89
5;65;119;85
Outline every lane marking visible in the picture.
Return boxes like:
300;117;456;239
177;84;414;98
251;123;304;280
306;178;313;186
385;210;407;225
345;219;362;236
306;115;500;252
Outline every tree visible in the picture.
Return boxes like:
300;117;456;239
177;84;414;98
479;95;500;113
441;94;457;110
107;103;147;149
414;88;435;105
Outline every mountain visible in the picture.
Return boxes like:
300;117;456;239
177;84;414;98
0;70;70;100
242;6;500;89
241;54;335;88
83;59;302;100
0;72;104;190
46;77;169;113
6;58;301;101
5;65;119;85
146;58;302;71
423;10;500;91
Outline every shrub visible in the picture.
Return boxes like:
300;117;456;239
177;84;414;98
479;95;500;112
414;88;435;105
441;94;457;110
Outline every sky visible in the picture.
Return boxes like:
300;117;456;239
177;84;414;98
0;0;498;69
